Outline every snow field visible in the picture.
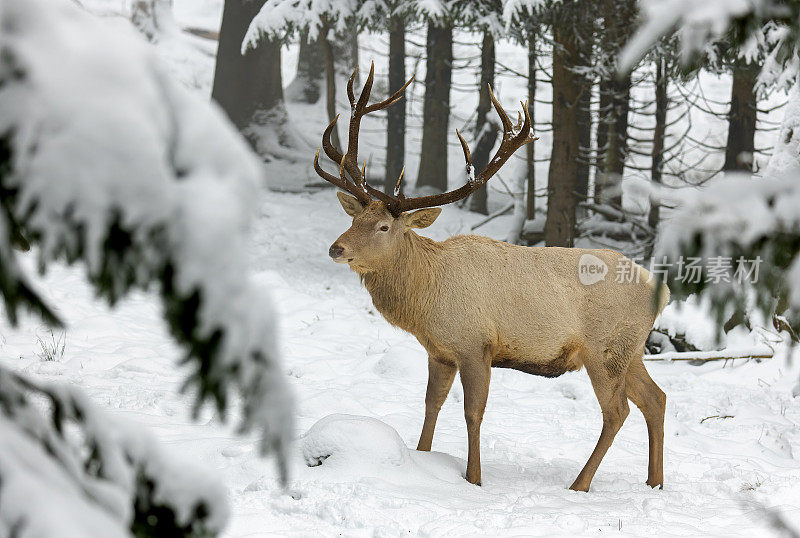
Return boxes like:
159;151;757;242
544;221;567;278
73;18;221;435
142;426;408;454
4;189;800;536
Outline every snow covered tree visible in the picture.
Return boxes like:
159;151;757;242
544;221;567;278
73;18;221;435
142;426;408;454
213;0;306;161
0;368;229;537
285;28;358;106
244;1;376;157
622;0;800;339
1;0;294;533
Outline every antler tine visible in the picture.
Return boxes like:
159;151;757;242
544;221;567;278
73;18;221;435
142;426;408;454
313;148;371;205
355;61;375;114
488;84;513;133
314;148;339;184
343;61;375;173
321;114;344;164
361;159;367;185
394;166;405;198
514;110;523;132
358;156;398;204
455;129;473;178
387;94;536;216
365;74;415;114
512;100;536;146
315;59;419;214
346;66;358;107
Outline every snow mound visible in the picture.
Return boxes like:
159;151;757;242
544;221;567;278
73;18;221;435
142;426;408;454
301;414;410;468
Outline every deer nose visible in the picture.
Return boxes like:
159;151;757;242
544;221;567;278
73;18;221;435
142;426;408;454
329;244;344;259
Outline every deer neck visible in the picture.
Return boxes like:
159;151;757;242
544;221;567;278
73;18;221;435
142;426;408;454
359;231;443;332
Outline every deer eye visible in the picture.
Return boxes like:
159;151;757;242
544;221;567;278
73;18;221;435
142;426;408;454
379;225;389;232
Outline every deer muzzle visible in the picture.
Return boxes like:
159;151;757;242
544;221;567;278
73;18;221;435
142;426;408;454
329;243;345;261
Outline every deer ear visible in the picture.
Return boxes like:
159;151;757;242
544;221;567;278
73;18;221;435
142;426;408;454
403;207;442;229
337;191;364;217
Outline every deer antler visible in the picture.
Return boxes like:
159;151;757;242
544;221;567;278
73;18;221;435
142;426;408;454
314;62;413;207
313;63;537;217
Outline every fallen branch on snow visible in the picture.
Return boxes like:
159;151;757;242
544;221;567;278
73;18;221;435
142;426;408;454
643;347;773;362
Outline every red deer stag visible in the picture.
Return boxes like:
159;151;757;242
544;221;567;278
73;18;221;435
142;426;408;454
314;62;669;491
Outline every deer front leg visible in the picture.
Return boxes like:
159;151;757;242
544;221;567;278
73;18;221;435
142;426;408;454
459;356;491;486
417;358;457;451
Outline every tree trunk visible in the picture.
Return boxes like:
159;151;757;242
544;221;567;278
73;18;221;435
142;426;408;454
575;40;593;217
319;23;342;151
468;31;497;215
596;79;611;176
525;27;537;220
648;55;667;230
544;13;581;247
596;76;630;207
415;22;453;193
385;15;406;194
212;0;287;154
595;0;635;207
724;57;759;172
285;30;323;104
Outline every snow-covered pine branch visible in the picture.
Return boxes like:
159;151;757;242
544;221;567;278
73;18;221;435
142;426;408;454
242;0;473;53
0;0;293;485
618;0;800;86
617;0;800;339
655;172;800;338
0;367;228;537
243;0;389;52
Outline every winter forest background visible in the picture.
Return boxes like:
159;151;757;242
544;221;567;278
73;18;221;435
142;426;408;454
1;0;800;536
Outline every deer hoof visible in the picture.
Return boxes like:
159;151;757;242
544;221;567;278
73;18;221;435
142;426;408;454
464;472;481;486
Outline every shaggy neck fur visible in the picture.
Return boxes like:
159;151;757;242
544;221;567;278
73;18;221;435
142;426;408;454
357;231;444;333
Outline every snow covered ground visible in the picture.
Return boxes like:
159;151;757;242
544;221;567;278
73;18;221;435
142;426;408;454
4;190;800;536
2;2;800;536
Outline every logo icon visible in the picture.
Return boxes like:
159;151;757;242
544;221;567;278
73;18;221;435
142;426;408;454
578;254;608;285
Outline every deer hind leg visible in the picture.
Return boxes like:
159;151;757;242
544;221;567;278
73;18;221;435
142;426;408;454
570;345;631;492
625;354;666;489
417;357;457;452
459;351;491;486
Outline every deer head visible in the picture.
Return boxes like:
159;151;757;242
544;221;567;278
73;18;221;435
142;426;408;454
315;62;537;270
